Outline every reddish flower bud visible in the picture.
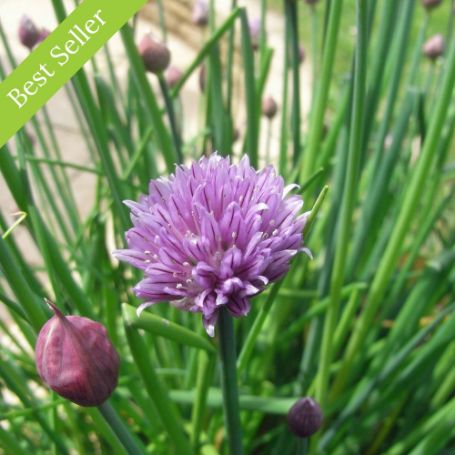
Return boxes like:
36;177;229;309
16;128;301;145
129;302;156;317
423;34;445;60
262;96;278;119
287;397;323;438
422;0;442;10
165;66;182;88
192;0;209;27
37;28;50;44
138;34;171;74
35;300;119;407
18;15;40;50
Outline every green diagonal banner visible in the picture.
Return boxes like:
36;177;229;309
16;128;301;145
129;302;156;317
0;0;147;148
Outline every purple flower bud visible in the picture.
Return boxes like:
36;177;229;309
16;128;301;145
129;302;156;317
423;34;445;60
37;28;50;44
192;0;209;27
422;0;442;10
165;66;182;88
18;15;40;50
35;300;119;407
138;34;171;74
287;397;323;438
262;96;278;119
249;18;261;51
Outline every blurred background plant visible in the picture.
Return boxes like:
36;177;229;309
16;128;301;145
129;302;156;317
0;0;454;453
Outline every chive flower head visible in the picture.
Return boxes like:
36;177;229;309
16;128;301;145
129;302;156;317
114;154;309;336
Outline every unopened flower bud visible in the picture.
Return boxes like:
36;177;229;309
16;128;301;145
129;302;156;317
249;18;261;51
18;15;40;50
165;66;182;88
262;96;278;119
287;397;323;438
139;34;171;74
422;0;442;10
37;28;50;44
192;0;209;27
35;300;119;407
423;34;445;60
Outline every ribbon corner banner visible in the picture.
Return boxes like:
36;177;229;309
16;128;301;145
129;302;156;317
0;0;147;148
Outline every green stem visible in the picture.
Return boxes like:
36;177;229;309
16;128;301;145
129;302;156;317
124;321;194;455
300;0;343;185
316;0;367;409
98;402;144;455
333;32;455;399
218;309;244;455
158;74;183;163
237;281;282;373
279;16;290;175
285;0;301;164
297;438;309;455
191;351;216;451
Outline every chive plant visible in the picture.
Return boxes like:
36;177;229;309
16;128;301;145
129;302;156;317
0;0;454;454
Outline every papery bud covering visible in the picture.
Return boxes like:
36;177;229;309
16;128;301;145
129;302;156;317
423;34;445;60
37;28;50;44
262;96;278;119
18;15;40;50
287;397;323;438
192;0;209;27
165;66;182;88
422;0;442;10
35;301;119;407
139;34;171;74
249;18;261;51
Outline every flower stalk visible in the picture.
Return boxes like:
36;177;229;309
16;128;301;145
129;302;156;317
218;309;244;455
98;402;145;455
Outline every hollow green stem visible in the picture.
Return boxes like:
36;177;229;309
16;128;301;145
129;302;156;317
158;74;183;163
285;0;301;164
218;309;244;455
333;31;455;399
300;0;343;185
98;402;144;455
316;0;367;409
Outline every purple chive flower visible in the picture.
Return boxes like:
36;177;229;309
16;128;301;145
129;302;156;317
114;154;309;336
